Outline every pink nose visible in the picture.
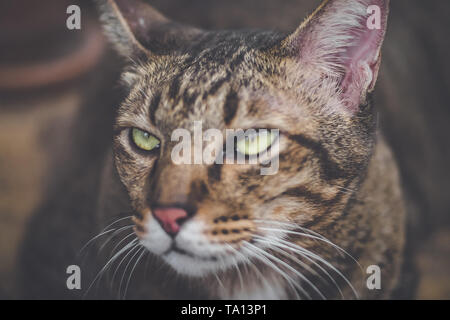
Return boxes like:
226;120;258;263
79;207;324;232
152;207;188;236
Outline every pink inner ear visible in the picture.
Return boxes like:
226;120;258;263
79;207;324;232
295;0;389;113
340;27;384;112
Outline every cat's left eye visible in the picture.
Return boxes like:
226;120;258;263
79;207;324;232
131;128;160;151
236;131;277;156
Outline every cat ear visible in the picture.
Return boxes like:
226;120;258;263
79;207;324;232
97;0;201;59
282;0;389;113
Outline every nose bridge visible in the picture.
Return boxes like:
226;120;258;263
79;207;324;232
151;163;203;206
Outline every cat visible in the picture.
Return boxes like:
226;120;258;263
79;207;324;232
19;0;412;299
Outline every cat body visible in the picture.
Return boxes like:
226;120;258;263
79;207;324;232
19;0;416;299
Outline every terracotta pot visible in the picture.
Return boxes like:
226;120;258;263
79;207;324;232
0;0;106;90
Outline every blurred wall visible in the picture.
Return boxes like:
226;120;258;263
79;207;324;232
0;0;448;299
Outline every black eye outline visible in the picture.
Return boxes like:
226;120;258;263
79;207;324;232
128;127;161;156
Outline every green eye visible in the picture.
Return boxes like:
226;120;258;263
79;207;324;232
131;128;160;151
236;131;277;156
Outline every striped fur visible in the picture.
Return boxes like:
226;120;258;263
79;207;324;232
95;0;405;299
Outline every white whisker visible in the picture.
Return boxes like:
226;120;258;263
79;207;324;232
214;273;225;289
78;228;116;257
252;238;325;299
123;247;146;299
242;241;304;300
225;244;271;291
253;235;331;291
101;216;133;232
118;244;142;299
110;235;140;286
83;238;138;298
255;220;363;271
274;237;359;299
98;225;134;253
254;234;344;299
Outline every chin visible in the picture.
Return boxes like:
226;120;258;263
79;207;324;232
162;251;222;277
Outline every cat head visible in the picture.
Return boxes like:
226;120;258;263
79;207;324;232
98;0;389;296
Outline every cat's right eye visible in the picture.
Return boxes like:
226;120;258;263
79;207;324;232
236;130;277;156
131;128;160;151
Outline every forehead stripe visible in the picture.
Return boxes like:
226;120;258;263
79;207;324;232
223;89;239;125
149;92;161;124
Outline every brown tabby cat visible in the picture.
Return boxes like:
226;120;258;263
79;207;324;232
19;0;409;299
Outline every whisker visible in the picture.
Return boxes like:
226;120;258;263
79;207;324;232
143;251;152;282
108;231;136;257
252;234;331;290
335;185;356;194
225;244;271;291
78;217;132;258
110;234;140;287
242;241;304;300
214;273;225;289
83;237;138;299
118;244;142;299
98;225;134;254
234;259;244;292
78;228;116;257
274;237;359;299
254;235;344;299
251;238;325;300
101;215;133;233
123;247;146;299
255;220;363;272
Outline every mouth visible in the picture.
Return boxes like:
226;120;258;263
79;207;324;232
134;209;252;276
160;243;236;277
163;243;219;262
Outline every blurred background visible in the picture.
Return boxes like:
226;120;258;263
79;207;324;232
0;0;449;299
